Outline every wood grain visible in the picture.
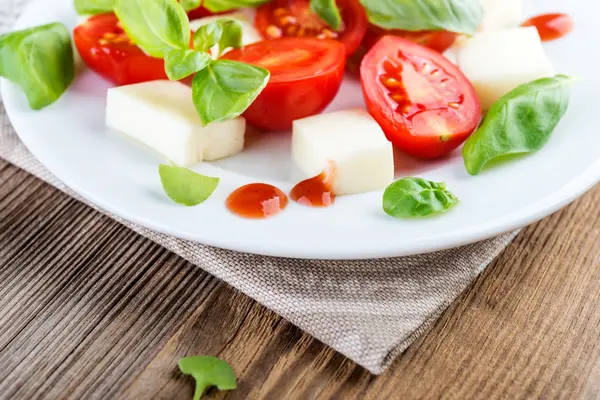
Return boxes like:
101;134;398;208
1;158;600;399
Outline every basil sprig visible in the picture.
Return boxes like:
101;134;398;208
115;0;269;125
383;178;459;218
360;0;483;35
0;23;74;110
192;60;269;125
159;164;220;206
74;0;114;15
310;0;342;31
463;75;572;175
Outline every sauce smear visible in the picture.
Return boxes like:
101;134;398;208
522;13;574;42
226;183;288;219
290;166;336;207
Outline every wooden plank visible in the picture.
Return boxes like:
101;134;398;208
2;158;600;399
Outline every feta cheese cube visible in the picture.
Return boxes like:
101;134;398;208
292;109;394;196
457;27;555;110
479;0;523;32
106;80;245;166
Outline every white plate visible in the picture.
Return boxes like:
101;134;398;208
3;0;599;259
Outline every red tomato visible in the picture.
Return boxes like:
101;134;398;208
185;2;232;20
73;14;168;86
361;35;481;159
223;38;346;131
255;0;367;55
363;25;457;53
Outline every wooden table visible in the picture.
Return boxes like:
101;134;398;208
1;158;600;399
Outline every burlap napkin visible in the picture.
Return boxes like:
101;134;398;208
0;0;518;374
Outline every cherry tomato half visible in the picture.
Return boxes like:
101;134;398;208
255;0;367;55
223;37;346;131
361;35;481;159
73;14;168;86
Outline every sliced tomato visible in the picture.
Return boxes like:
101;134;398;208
361;35;481;159
223;37;346;131
255;0;367;55
363;25;457;53
73;14;168;86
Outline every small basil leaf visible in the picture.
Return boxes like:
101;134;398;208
383;177;459;218
74;0;115;14
0;23;74;110
310;0;342;31
192;59;269;125
159;164;219;206
164;49;211;80
359;0;483;35
180;0;202;11
217;20;243;55
463;75;572;175
179;356;237;400
202;0;270;13
114;0;190;58
193;22;223;52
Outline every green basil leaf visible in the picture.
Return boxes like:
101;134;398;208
193;21;223;52
164;49;211;80
383;177;459;218
192;59;269;125
159;164;220;206
217;19;243;55
310;0;342;31
359;0;483;35
463;75;572;175
114;0;190;58
180;0;202;11
0;23;74;110
74;0;115;14
179;356;237;400
202;0;270;13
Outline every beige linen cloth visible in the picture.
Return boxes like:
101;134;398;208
0;0;518;374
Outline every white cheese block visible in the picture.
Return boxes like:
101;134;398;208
189;12;263;55
479;0;523;32
457;27;555;110
292;109;394;196
106;80;245;166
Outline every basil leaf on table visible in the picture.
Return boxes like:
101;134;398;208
310;0;342;31
383;178;459;218
202;0;270;13
179;356;237;400
0;23;74;110
159;164;220;206
463;75;572;176
180;0;202;11
359;0;483;35
192;59;270;125
164;49;212;80
114;0;190;58
74;0;115;14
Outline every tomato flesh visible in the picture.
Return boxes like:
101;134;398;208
361;35;481;159
255;0;367;55
223;37;346;131
73;14;168;86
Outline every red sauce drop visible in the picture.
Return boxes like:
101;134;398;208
226;183;288;219
522;13;574;42
290;165;336;208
